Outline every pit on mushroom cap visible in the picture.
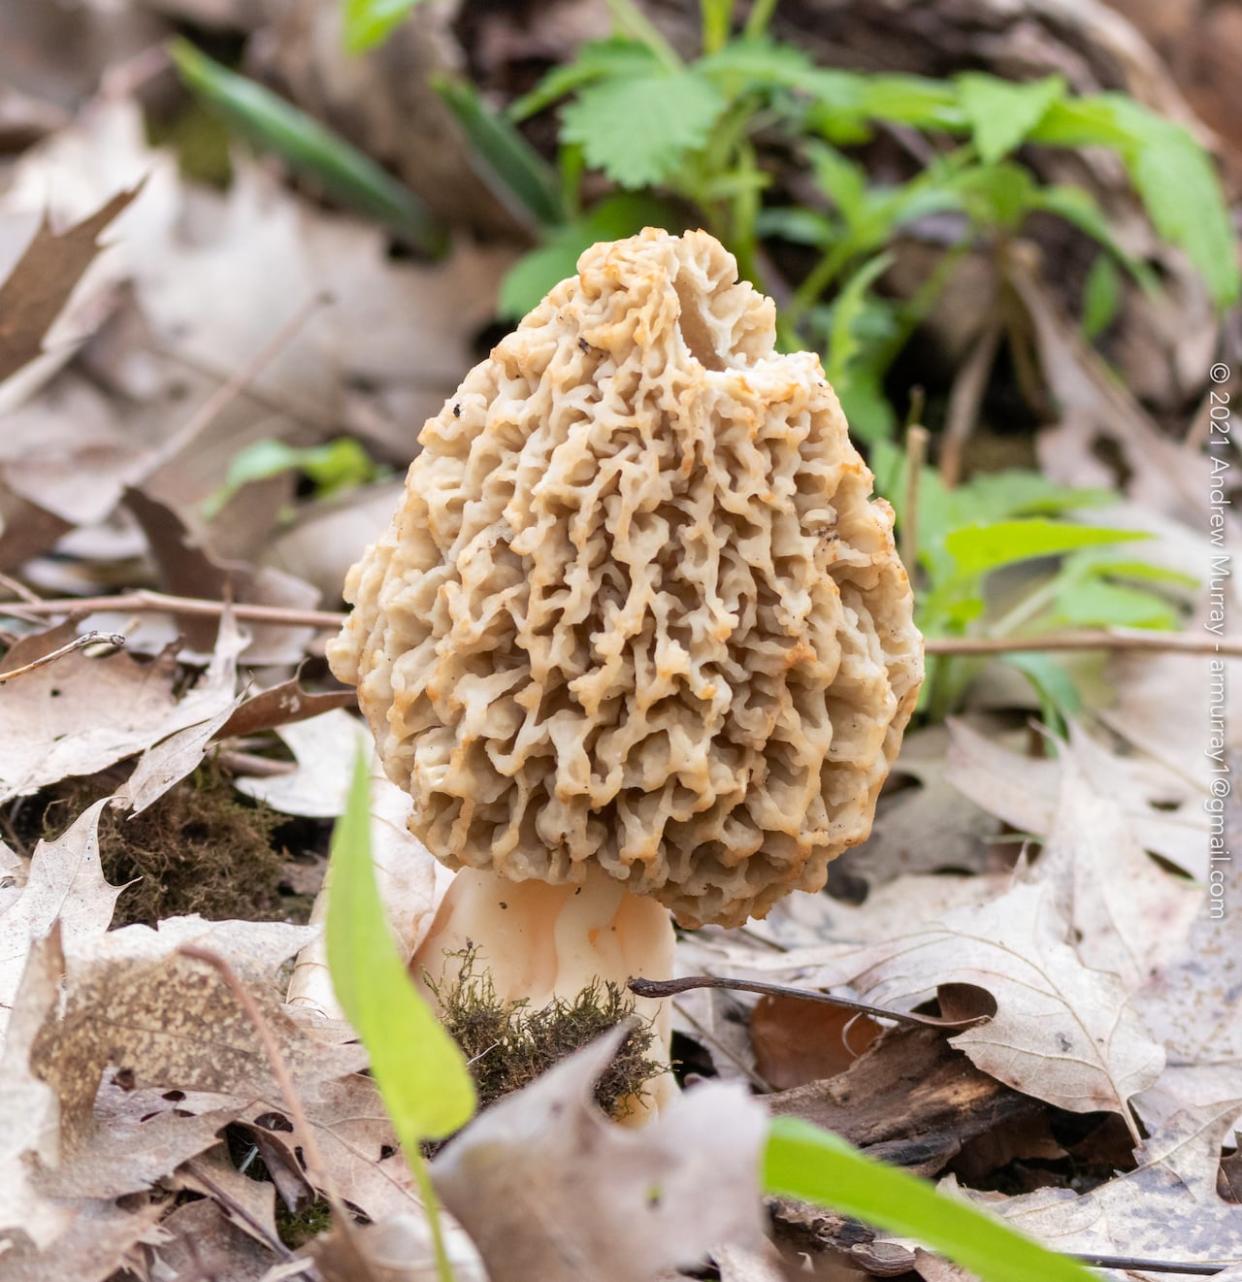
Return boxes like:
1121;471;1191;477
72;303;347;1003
329;228;923;1111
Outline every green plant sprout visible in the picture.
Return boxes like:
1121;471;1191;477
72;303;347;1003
871;442;1199;721
325;749;476;1282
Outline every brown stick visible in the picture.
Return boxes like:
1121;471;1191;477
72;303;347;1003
176;945;337;1201
1068;1255;1237;1276
7;591;1239;659
4;590;345;630
0;630;126;683
924;631;1240;657
901;424;929;572
629;975;989;1031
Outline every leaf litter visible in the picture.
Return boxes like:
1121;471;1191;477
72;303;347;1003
0;15;1238;1282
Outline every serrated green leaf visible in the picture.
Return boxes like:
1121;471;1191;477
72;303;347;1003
434;75;563;228
343;0;426;53
696;38;815;87
327;750;476;1146
1032;95;1239;306
764;1119;1096;1282
825;253;891;384
957;73;1066;163
509;39;659;121
170;39;442;252
945;518;1150;577
561;69;726;188
498;193;678;317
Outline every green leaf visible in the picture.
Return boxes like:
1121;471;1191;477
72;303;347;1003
755;207;835;246
434;76;563;228
343;0;426;53
560;69;726;188
498;193;677;317
509;39;659;121
956;73;1066;163
1052;579;1180;630
696;38;815;87
825;253;891;385
945;471;1115;525
764;1119;1096;1282
202;437;380;519
326;750;476;1146
944;518;1150;577
1081;253;1122;340
1032;96;1239;306
1003;652;1082;730
807;142;869;228
169;40;442;252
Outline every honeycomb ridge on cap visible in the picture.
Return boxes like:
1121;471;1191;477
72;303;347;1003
329;227;923;928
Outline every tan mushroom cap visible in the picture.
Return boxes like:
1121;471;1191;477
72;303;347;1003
329;228;923;929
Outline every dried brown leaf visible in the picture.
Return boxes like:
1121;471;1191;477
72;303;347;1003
0;184;141;385
431;1029;767;1282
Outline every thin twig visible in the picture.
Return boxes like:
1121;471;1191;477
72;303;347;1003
9;591;1241;659
672;998;775;1093
901;424;929;572
183;1159;297;1264
0;571;40;605
148;292;333;474
5;590;344;630
176;946;337;1201
1070;1254;1240;1276
629;975;988;1031
0;631;126;684
925;631;1242;658
939;316;1001;488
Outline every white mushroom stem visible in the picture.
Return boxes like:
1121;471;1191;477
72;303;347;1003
411;865;677;1116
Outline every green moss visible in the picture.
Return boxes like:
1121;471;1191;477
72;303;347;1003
276;1197;332;1248
430;948;663;1120
45;767;295;927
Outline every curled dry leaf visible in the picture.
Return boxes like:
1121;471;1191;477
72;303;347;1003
431;1028;768;1282
235;707;366;819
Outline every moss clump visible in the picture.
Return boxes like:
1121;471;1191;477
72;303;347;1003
46;768;293;927
276;1198;332;1248
429;949;663;1120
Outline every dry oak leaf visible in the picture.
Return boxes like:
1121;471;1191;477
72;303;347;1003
944;1101;1242;1280
1133;785;1242;1132
431;1028;768;1282
0;800;117;1039
726;877;1164;1126
0;184;141;385
946;718;1208;879
0;618;243;804
1035;767;1200;990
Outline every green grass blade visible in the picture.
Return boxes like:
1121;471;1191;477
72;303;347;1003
764;1118;1096;1282
434;76;564;228
170;38;444;253
326;749;476;1146
344;0;425;53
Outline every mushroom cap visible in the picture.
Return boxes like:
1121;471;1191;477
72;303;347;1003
329;229;923;928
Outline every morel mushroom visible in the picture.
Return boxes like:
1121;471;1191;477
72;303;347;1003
328;228;923;1105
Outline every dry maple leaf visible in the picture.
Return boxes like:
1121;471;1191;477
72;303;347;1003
431;1028;768;1282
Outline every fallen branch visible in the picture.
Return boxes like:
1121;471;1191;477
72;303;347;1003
0;630;126;683
628;974;990;1031
1069;1254;1239;1276
5;591;1239;658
